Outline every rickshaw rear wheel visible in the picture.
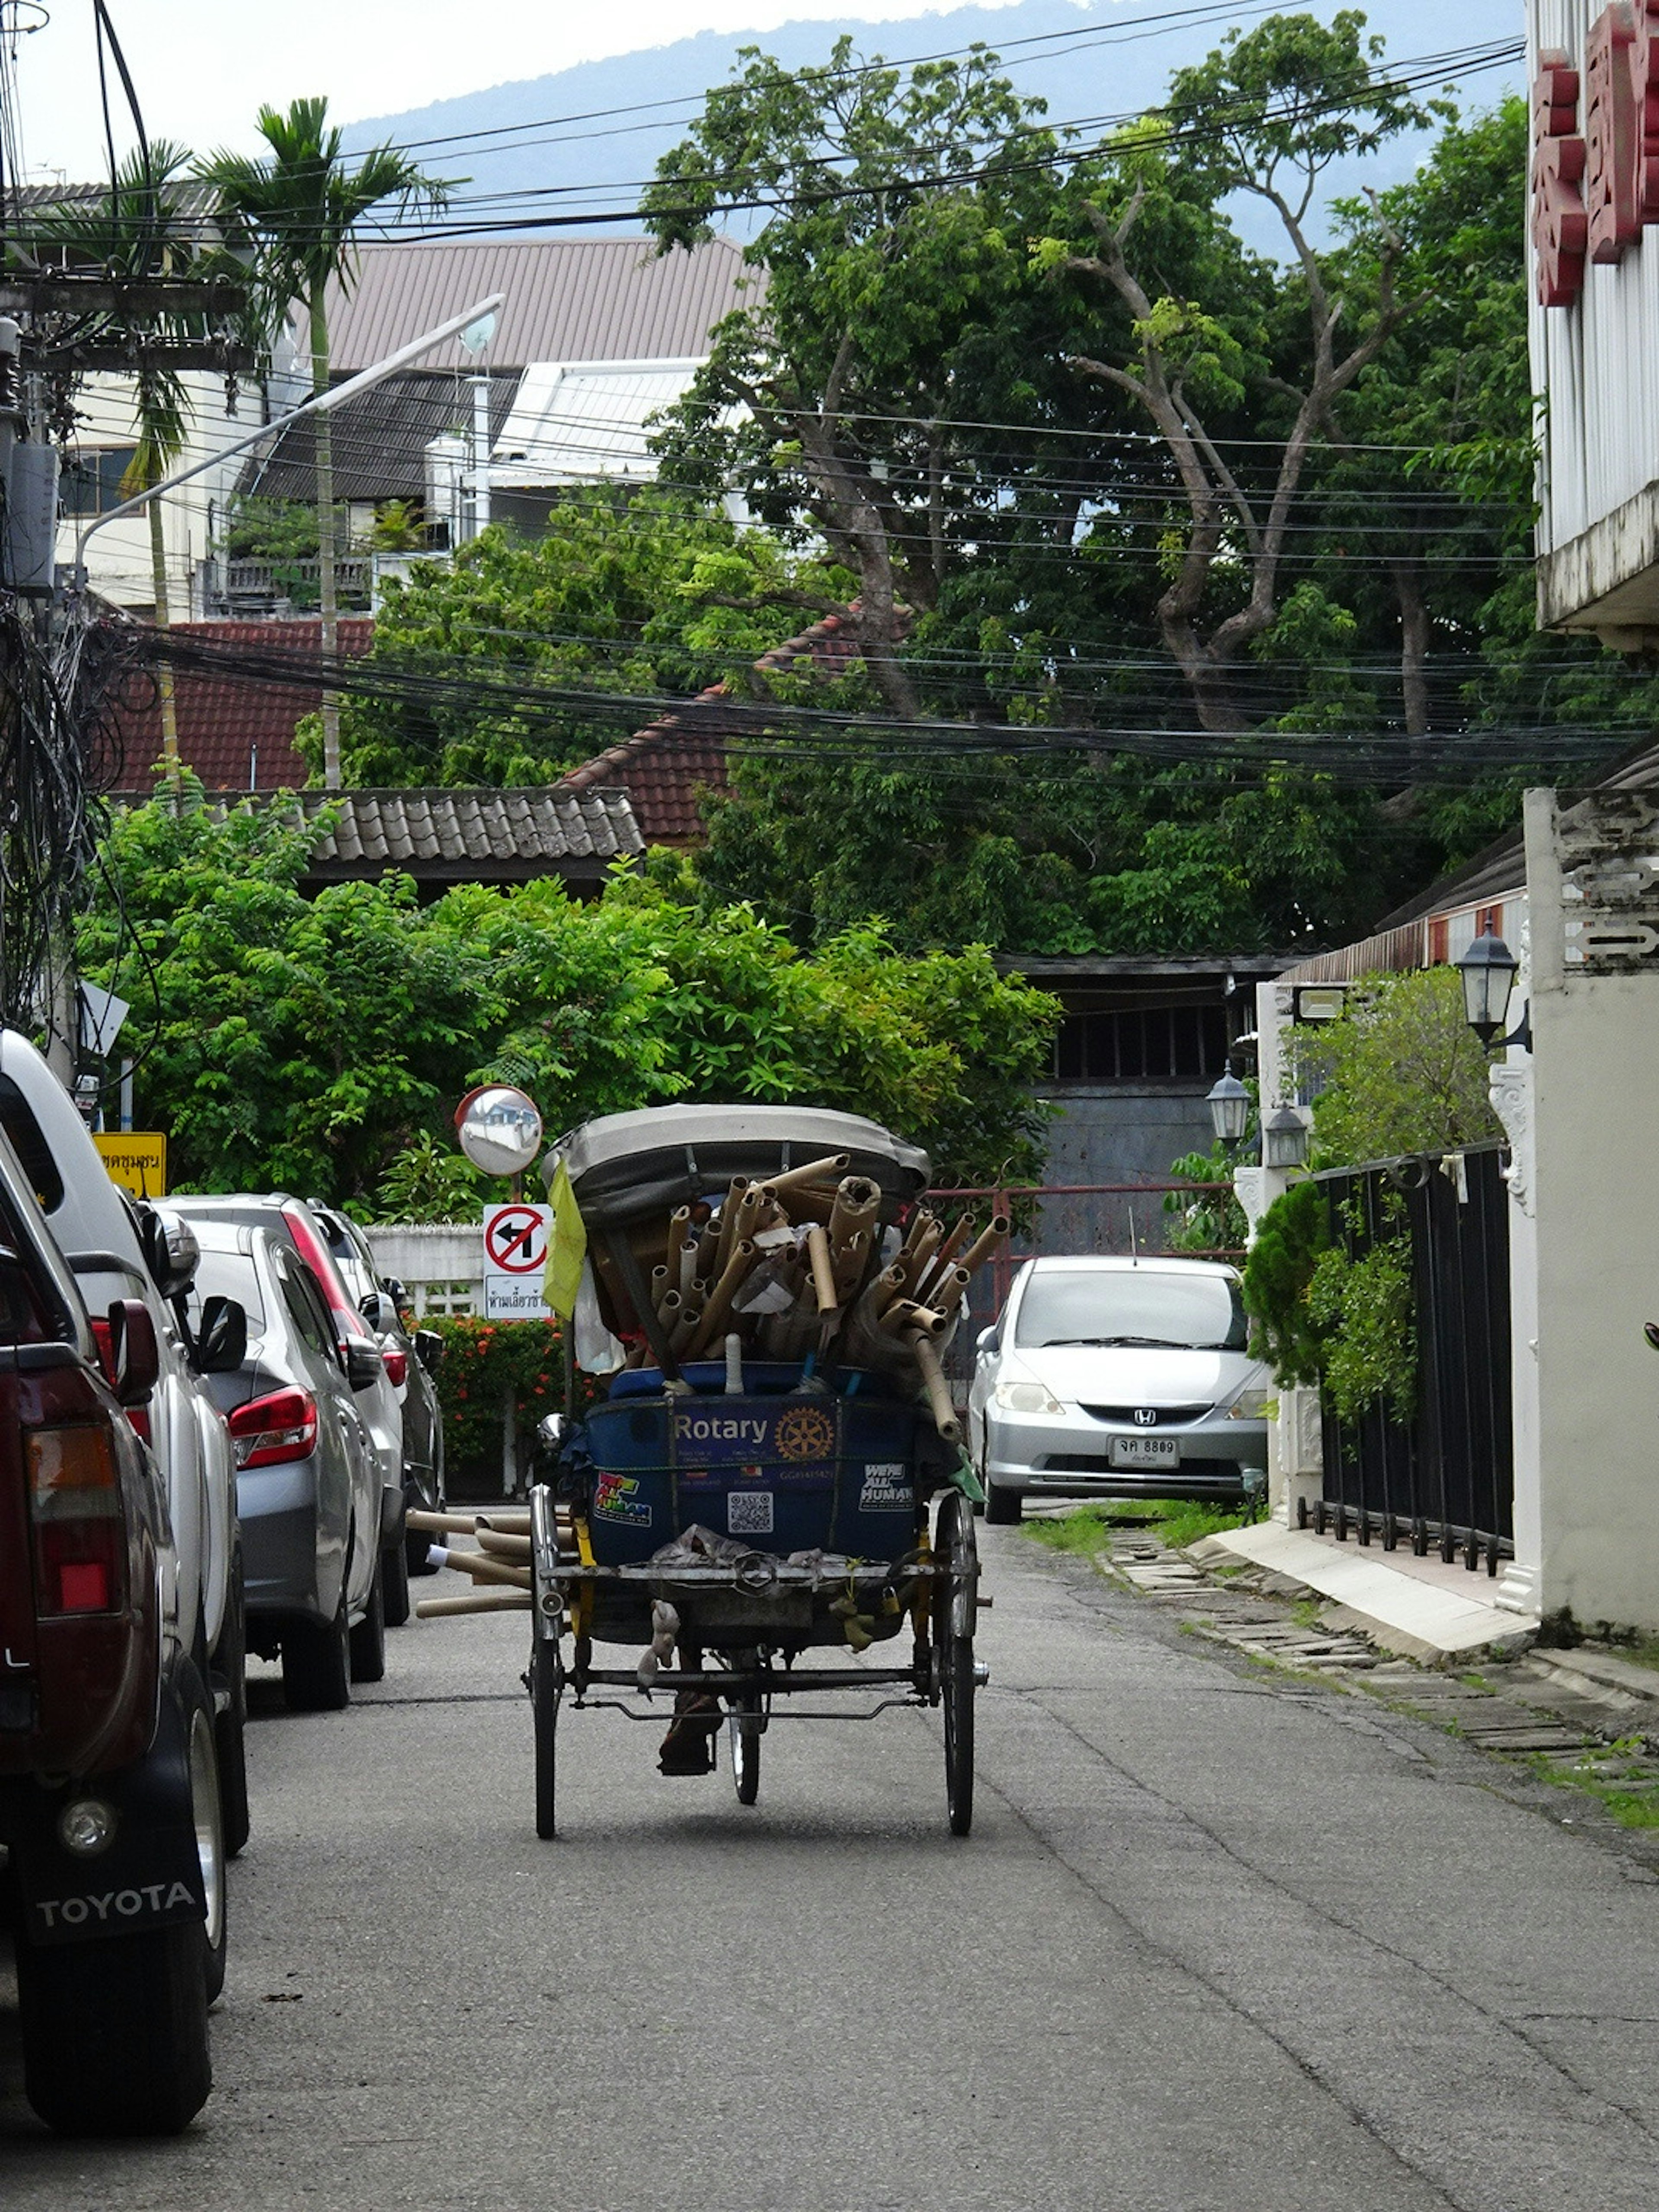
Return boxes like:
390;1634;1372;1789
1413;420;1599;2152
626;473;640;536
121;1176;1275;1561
726;1647;764;1805
934;1491;979;1838
532;1641;563;1840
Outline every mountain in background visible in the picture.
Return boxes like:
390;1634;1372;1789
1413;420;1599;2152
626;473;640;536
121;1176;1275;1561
342;0;1524;252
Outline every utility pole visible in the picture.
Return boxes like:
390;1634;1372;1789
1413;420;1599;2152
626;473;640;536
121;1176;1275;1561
470;370;491;541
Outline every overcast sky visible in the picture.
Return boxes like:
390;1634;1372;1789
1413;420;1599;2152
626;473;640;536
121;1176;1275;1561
13;0;1024;182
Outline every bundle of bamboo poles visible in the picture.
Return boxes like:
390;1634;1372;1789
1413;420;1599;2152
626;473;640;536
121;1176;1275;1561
593;1154;1009;1443
408;1508;534;1618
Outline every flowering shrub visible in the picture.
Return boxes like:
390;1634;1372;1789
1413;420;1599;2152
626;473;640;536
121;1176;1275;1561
425;1316;599;1471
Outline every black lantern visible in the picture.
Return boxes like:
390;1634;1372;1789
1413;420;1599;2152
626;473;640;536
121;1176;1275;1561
1262;1104;1309;1170
1455;928;1519;1045
1205;1067;1251;1147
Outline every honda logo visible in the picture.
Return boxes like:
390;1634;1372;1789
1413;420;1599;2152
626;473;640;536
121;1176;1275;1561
1132;1408;1158;1428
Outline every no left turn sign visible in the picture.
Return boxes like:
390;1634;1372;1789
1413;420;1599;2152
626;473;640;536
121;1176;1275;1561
482;1204;553;1321
484;1204;549;1273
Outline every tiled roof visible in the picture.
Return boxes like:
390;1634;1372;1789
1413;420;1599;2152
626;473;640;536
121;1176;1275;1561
554;609;871;846
114;786;642;892
302;237;753;374
112;618;375;791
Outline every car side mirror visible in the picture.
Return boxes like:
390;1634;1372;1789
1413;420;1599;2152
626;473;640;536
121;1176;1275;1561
536;1412;566;1454
359;1289;399;1332
103;1297;160;1406
344;1339;384;1392
976;1326;1000;1357
197;1295;248;1375
414;1328;444;1373
1646;1321;1659;1353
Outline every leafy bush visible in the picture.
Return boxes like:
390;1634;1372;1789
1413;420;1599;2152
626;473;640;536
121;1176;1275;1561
423;1315;601;1471
1306;1224;1417;1424
1240;1179;1328;1386
1163;1141;1249;1254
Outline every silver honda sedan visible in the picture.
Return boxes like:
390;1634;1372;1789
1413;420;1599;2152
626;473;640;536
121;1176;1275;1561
968;1255;1271;1525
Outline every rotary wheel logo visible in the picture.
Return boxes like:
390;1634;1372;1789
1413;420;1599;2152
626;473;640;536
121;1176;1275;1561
774;1405;836;1462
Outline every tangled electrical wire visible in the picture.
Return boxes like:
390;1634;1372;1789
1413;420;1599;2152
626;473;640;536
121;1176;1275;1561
0;597;139;1032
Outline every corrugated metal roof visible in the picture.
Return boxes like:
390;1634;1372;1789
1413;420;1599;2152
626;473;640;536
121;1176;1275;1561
308;236;753;373
493;358;705;483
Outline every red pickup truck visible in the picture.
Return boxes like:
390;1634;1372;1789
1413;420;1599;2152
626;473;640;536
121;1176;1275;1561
0;1126;222;2136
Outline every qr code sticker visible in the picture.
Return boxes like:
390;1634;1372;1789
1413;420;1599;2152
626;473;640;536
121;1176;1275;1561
727;1490;774;1537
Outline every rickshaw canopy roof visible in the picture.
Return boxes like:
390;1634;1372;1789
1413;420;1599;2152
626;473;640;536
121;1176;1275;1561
546;1103;931;1227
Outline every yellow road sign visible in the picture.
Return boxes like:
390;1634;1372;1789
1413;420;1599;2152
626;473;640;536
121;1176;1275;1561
93;1132;167;1199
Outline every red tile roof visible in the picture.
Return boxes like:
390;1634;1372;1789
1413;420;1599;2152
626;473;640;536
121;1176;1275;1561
554;610;868;846
112;618;375;791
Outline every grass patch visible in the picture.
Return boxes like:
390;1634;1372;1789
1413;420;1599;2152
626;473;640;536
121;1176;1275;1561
1530;1739;1659;1828
1020;1497;1254;1557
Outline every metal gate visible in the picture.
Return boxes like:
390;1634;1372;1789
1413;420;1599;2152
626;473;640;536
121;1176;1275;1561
1309;1144;1513;1573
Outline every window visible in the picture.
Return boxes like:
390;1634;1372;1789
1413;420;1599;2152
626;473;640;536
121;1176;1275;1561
1051;1002;1230;1084
0;1076;66;1213
1014;1268;1247;1352
276;1251;337;1360
60;446;139;518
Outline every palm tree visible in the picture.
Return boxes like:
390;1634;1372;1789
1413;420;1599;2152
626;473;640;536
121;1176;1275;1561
31;143;207;786
199;101;448;788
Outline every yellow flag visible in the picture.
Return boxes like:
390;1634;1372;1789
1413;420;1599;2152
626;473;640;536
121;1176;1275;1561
543;1158;587;1321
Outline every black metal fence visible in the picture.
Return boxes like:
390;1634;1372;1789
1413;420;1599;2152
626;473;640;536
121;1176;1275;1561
1309;1143;1513;1574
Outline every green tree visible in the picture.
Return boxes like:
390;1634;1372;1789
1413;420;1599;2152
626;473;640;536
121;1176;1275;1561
1041;11;1439;732
1287;966;1501;1167
83;783;1059;1201
200;100;448;786
297;490;857;786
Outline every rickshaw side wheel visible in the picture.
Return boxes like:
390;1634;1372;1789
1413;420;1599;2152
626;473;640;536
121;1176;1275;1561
532;1642;563;1840
727;1648;763;1805
934;1492;979;1839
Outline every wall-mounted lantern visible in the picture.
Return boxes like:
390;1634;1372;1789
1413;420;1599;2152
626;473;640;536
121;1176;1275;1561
1206;1067;1252;1147
1455;928;1519;1046
1262;1104;1310;1170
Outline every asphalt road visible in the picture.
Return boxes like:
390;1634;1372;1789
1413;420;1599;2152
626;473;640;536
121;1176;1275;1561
4;1526;1659;2211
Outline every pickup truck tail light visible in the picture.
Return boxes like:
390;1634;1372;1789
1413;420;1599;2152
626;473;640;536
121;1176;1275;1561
28;1424;125;1616
228;1387;318;1469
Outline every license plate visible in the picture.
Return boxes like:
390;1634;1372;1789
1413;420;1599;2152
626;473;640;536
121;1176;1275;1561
1108;1436;1179;1469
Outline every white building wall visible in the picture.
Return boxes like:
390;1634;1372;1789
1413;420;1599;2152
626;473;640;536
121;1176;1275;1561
1529;0;1659;601
60;367;270;613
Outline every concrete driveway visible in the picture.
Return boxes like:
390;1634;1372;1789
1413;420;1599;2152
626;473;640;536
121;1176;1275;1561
4;1525;1658;2209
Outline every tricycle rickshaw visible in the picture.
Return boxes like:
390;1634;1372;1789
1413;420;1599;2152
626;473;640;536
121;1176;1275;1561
514;1103;996;1839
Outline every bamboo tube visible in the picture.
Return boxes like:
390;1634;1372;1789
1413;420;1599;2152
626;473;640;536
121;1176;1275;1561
896;1219;943;1296
851;1261;907;1327
959;1215;1012;1277
901;1206;938;1255
677;1237;698;1298
667;1304;702;1357
407;1509;480;1537
805;1224;840;1316
926;1265;973;1322
696;1218;722;1278
768;1153;851;1196
831;1228;870;1302
731;1181;768;1253
416;1591;531;1618
711;1176;750;1281
918;1213;973;1294
657;1288;683;1334
770;1181;840;1226
684;1239;759;1359
429;1546;534;1592
650;1263;670;1313
475;1527;533;1562
878;1298;946;1339
476;1510;532;1535
667;1204;691;1269
909;1330;961;1443
828;1175;880;1250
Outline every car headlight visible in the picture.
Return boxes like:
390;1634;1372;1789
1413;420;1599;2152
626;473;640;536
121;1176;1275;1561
994;1379;1066;1415
1224;1388;1274;1421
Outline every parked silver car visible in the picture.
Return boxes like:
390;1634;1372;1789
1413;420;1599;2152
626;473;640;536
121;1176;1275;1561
170;1195;408;1618
309;1202;445;1583
186;1222;388;1710
968;1255;1271;1525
